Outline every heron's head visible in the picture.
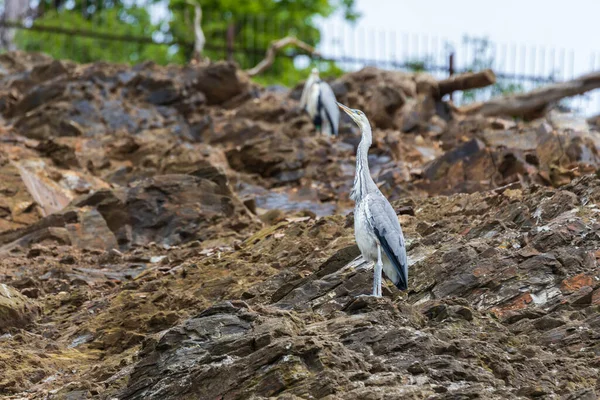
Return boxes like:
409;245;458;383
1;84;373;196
337;102;369;129
310;68;319;77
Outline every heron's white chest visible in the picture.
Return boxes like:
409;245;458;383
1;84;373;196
354;198;378;262
306;84;320;119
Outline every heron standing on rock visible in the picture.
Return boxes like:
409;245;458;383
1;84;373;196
337;102;408;296
300;68;339;136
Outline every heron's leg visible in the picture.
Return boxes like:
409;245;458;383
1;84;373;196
373;245;383;297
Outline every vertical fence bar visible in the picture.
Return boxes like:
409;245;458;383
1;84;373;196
520;44;526;89
249;15;256;68
226;22;235;62
510;43;517;77
597;52;600;113
352;24;357;71
448;52;455;101
359;26;365;66
500;43;507;75
402;32;408;69
369;27;375;64
540;46;545;79
569;50;575;79
432;36;439;75
340;20;346;71
413;33;419;66
423;34;429;70
390;30;396;69
549;47;556;80
461;36;468;74
381;29;386;68
530;45;536;82
559;48;566;81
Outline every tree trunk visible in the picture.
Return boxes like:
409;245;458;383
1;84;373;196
0;0;30;51
458;71;600;119
437;69;496;98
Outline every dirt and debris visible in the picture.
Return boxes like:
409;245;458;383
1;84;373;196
1;51;600;398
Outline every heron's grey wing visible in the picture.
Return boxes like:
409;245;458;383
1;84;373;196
318;82;340;135
367;195;408;290
299;74;317;110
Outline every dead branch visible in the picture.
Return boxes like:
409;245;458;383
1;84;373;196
246;36;320;77
458;71;600;119
438;69;496;98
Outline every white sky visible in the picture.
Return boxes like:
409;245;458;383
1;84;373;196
316;0;600;114
352;0;599;54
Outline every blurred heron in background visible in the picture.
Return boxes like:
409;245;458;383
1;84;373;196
337;102;408;296
300;68;339;136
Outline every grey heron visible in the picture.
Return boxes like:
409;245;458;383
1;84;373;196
299;68;339;136
338;102;408;296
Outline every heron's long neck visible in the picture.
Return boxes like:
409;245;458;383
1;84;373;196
351;124;378;202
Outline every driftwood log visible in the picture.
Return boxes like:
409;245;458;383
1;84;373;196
458;71;600;119
246;37;319;77
438;69;496;98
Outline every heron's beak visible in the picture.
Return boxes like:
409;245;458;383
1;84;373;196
337;102;358;124
336;101;360;127
336;102;352;115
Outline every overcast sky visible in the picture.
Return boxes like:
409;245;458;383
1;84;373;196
316;0;600;114
352;0;598;53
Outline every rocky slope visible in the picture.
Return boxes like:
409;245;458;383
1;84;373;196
1;51;600;399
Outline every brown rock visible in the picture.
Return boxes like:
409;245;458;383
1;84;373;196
185;62;247;105
66;207;118;251
367;85;406;129
0;284;41;332
560;273;594;294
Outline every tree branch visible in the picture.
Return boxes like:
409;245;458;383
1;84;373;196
246;36;320;77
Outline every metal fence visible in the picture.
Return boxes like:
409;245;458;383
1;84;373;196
1;12;599;115
316;21;598;114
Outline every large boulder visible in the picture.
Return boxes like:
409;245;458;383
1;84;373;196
333;67;439;131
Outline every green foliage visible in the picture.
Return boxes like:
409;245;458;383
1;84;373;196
167;0;359;84
406;57;434;73
13;0;359;86
15;1;181;65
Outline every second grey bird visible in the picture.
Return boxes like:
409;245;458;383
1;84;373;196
299;68;339;136
338;102;408;296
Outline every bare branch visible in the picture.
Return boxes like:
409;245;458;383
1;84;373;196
246;36;320;77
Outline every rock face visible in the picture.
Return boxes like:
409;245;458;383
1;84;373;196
1;52;600;398
0;283;40;332
1;173;258;252
119;176;600;399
